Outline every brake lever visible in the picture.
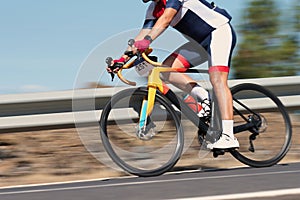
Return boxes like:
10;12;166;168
124;39;138;58
124;50;135;57
105;39;137;82
128;39;135;47
110;72;115;82
105;57;115;81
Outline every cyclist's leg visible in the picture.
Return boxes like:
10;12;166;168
209;69;233;120
207;23;239;149
162;42;209;99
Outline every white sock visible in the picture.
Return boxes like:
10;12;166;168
222;120;234;138
190;85;209;101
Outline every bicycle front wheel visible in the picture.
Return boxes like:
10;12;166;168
230;83;292;167
99;87;184;177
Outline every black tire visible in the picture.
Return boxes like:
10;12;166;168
99;87;184;177
230;83;292;167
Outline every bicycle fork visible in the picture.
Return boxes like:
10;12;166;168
136;86;158;141
136;67;181;140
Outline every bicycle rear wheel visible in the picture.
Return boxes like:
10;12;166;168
230;83;292;167
99;87;184;177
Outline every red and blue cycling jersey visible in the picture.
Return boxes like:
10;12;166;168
143;0;232;43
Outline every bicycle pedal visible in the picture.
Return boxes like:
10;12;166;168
212;149;225;158
212;147;239;157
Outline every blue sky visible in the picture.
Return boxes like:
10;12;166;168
0;0;294;94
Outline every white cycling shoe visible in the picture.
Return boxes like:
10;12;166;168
207;134;239;150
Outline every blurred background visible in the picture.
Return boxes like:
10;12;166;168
0;0;299;188
0;0;299;94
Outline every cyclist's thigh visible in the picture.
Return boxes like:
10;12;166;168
169;41;210;67
210;23;236;67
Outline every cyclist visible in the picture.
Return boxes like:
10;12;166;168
107;0;239;150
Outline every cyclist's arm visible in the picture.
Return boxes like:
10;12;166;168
116;4;178;62
146;7;178;41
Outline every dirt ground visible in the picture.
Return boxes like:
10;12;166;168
0;114;299;187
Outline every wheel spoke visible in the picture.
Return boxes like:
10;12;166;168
231;83;292;167
100;88;184;176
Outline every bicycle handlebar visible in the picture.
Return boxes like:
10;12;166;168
141;51;163;67
106;39;164;86
116;48;160;86
106;39;209;86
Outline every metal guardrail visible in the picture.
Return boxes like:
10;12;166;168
0;76;299;133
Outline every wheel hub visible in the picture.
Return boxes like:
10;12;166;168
249;114;268;133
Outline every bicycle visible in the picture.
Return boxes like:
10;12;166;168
99;40;292;177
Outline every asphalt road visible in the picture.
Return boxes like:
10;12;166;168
0;162;300;200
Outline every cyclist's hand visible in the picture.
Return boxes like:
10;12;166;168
106;57;125;73
134;38;151;52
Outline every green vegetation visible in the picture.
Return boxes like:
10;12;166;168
232;0;300;79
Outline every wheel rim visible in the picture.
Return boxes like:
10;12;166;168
231;83;292;167
100;88;184;176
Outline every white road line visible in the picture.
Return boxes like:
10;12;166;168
171;188;300;200
0;166;242;190
0;177;121;190
0;169;203;190
0;169;300;195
